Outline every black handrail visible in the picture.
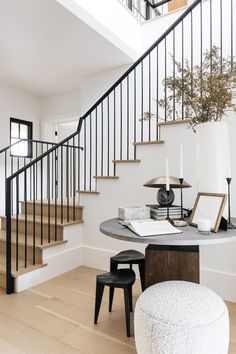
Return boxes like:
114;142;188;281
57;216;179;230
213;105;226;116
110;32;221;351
0;138;83;154
79;0;201;124
145;0;171;10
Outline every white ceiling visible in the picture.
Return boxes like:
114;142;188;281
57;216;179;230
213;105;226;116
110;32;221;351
0;0;133;97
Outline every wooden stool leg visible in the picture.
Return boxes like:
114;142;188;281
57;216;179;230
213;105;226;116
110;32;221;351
109;260;118;313
109;287;115;312
94;281;105;324
123;288;131;337
138;260;146;292
129;286;133;312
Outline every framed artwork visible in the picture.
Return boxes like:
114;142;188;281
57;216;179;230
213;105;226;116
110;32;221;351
189;192;227;233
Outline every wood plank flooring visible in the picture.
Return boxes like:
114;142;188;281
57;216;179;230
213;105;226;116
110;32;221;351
0;266;234;353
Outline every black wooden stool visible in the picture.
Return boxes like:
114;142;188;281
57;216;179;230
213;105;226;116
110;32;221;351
94;269;136;337
110;250;145;291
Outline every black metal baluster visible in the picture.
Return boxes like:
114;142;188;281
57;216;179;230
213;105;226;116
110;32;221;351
101;102;104;175
156;46;159;139
231;0;233;71
33;164;36;265
52;145;54;200
16;176;19;271
120;83;123;159
54;150;58;241
219;0;222;72
134;68;137;159
173;29;176;121
190;10;193;97
6;179;14;294
29;162;32;201
148;54;151;141
113;90;116;176
200;0;203;97
95;107;98;180
141;61;144;140
73;137;76;221
90;114;92;189
210;0;212;75
84;119;87;187
66;142;69;222
70;144;72;198
127;76;129;159
78;133;81;192
5;151;7;181
164;37;167;121
107;97;110;175
40;159;43;245
181;20;184;119
61;146;63;223
36;142;38;200
47;154;51;243
24;170;27;268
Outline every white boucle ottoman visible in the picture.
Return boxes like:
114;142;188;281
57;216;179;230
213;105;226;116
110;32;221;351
134;281;229;354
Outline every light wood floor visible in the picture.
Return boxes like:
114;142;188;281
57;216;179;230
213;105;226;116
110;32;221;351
0;266;235;354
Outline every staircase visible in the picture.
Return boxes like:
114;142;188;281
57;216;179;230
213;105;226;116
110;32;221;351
2;0;235;293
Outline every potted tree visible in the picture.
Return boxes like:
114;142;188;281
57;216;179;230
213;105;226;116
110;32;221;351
156;47;236;193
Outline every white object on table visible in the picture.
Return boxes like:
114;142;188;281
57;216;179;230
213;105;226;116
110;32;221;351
198;218;211;233
126;220;182;237
118;207;150;221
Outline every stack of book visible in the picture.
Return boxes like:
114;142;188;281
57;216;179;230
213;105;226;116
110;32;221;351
146;204;188;220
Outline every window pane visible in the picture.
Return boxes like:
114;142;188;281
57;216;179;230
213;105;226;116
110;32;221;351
20;124;28;139
11;123;19;138
11;138;28;156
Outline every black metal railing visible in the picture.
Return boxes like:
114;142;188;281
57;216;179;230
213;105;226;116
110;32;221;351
120;0;189;21
4;0;235;293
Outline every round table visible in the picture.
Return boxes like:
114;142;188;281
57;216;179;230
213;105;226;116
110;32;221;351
100;218;236;288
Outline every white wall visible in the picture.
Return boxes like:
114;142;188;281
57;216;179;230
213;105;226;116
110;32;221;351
0;85;41;147
56;0;142;60
80;65;129;115
41;89;81;143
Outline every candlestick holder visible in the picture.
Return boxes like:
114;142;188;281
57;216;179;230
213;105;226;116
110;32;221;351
226;178;236;229
179;178;184;220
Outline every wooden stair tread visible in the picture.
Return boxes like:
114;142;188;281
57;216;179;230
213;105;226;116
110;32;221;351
0;259;47;278
157;119;191;126
1;214;83;226
133;140;165;146
0;230;67;249
93;176;119;179
78;191;100;195
112;160;141;163
21;200;83;209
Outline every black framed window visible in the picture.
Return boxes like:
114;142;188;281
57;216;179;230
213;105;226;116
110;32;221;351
10;118;33;157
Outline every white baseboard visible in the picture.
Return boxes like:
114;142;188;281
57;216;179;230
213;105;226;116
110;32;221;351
15;245;83;292
15;244;236;303
201;268;236;303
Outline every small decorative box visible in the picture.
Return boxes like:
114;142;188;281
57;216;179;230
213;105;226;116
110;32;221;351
118;207;150;221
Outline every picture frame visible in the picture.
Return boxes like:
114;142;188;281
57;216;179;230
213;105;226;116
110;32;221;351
189;192;227;233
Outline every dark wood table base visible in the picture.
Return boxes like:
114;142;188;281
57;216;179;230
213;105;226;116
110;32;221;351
145;244;200;289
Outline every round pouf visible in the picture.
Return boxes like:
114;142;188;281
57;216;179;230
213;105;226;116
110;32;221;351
134;281;229;354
